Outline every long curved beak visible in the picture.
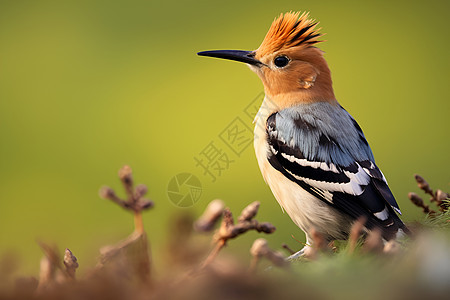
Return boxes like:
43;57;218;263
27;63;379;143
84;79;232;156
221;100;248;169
197;50;263;67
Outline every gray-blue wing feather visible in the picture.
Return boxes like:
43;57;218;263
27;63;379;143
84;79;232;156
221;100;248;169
266;103;406;239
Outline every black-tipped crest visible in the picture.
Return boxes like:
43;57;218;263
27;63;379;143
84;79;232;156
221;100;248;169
257;12;323;57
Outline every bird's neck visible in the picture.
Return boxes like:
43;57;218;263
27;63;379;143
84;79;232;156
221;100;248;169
264;90;336;110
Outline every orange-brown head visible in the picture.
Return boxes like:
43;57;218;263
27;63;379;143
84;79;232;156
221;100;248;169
198;12;336;109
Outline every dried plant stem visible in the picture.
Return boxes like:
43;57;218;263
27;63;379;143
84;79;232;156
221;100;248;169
97;231;151;281
136;232;151;281
97;165;154;282
63;248;78;280
197;202;276;268
281;244;295;255
36;256;55;293
408;192;435;215
248;256;260;273
411;174;449;214
97;232;140;265
202;239;226;268
249;239;287;271
194;199;225;232
134;212;144;234
35;243;79;294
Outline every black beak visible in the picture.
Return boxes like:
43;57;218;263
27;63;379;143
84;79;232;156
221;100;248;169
197;50;263;67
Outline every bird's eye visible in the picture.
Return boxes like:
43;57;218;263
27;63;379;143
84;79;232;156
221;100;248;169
274;56;289;68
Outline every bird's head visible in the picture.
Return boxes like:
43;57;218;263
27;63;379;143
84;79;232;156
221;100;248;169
198;12;336;108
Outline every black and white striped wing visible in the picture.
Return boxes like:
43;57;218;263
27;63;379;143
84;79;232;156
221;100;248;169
266;113;404;239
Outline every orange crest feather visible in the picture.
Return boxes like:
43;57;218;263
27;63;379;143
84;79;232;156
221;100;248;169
257;12;322;57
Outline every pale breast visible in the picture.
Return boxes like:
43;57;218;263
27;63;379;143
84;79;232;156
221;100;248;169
253;97;351;241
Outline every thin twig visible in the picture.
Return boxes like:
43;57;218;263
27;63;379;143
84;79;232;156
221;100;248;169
409;174;449;214
199;201;276;268
281;244;295;255
408;192;435;215
414;174;434;198
249;238;287;272
97;165;154;281
201;239;226;268
194;199;225;232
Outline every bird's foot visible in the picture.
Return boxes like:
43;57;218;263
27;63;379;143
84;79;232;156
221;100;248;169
286;245;309;261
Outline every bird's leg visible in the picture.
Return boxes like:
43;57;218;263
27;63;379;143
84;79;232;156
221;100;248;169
286;244;311;260
286;237;313;261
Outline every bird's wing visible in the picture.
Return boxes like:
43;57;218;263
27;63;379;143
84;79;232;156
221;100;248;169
266;107;404;238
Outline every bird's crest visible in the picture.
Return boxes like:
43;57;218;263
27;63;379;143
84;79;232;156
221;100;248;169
257;12;322;57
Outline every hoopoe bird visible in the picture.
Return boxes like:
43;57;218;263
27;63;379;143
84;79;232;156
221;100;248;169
198;12;409;256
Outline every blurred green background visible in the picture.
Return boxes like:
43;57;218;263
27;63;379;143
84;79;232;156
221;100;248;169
0;0;448;276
